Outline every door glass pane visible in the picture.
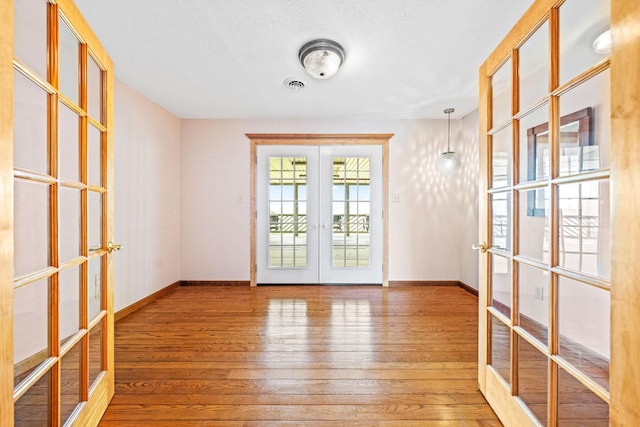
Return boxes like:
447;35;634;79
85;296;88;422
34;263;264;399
14;0;47;79
559;70;610;176
559;0;611;85
88;257;102;321
333;157;370;268
14;278;49;387
268;157;307;268
519;187;550;263
558;276;610;391
59;102;80;181
88;124;102;186
89;318;104;389
519;103;549;183
558;180;610;280
518;263;549;345
491;191;511;252
518;336;548;426
59;266;80;347
59;187;81;263
14;369;51;427
492;126;512;188
491;315;511;386
88;55;103;121
88;191;103;250
492;58;512;127
14;70;48;174
58;17;79;104
519;21;549;110
558;367;608;425
491;254;511;318
60;343;82;425
14;179;50;277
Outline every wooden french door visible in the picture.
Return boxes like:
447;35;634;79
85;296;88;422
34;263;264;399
248;134;391;287
2;0;115;425
478;0;640;425
256;144;383;285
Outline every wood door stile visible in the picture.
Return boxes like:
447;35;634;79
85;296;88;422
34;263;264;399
0;1;14;425
611;0;640;422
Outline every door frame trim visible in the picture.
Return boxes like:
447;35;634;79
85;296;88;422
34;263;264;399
247;134;393;287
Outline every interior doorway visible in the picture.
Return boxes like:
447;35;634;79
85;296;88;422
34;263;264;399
256;145;383;284
248;134;392;286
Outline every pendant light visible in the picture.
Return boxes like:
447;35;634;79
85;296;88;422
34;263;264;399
436;108;461;176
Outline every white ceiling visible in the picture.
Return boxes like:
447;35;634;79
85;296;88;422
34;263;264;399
74;0;534;120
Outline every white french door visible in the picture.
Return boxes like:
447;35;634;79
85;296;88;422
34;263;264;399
256;145;383;285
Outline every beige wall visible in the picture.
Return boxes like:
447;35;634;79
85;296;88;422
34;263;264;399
180;117;480;286
112;80;182;312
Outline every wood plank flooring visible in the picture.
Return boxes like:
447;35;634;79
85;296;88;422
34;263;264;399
99;285;501;426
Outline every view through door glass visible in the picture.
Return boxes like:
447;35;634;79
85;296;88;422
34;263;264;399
268;157;308;269
331;156;371;268
12;0;113;425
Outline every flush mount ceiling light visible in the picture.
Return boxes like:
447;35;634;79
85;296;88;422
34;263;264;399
436;108;461;176
298;39;346;79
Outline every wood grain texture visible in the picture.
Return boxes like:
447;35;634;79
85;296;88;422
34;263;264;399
610;0;640;424
0;0;14;425
99;285;501;425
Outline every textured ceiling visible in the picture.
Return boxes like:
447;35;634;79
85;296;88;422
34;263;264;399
74;0;535;120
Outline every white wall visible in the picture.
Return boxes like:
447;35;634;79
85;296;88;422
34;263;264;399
113;80;181;312
180;118;478;284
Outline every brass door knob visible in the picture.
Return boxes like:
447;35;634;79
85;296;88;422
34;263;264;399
107;241;123;253
472;242;488;253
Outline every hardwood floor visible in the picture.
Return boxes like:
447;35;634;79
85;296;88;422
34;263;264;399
99;285;501;426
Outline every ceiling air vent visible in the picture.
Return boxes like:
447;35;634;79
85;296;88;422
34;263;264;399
283;78;305;91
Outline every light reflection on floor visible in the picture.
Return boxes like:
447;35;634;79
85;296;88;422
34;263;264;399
263;297;373;364
265;299;310;362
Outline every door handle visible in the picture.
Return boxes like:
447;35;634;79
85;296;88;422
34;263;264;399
472;242;488;253
107;241;123;254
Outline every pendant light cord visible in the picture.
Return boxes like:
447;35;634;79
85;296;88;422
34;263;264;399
447;110;451;152
444;107;454;153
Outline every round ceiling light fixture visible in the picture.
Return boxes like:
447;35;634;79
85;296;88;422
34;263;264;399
298;39;346;79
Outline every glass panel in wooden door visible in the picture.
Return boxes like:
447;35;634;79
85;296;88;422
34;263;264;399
478;1;612;425
10;1;114;425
